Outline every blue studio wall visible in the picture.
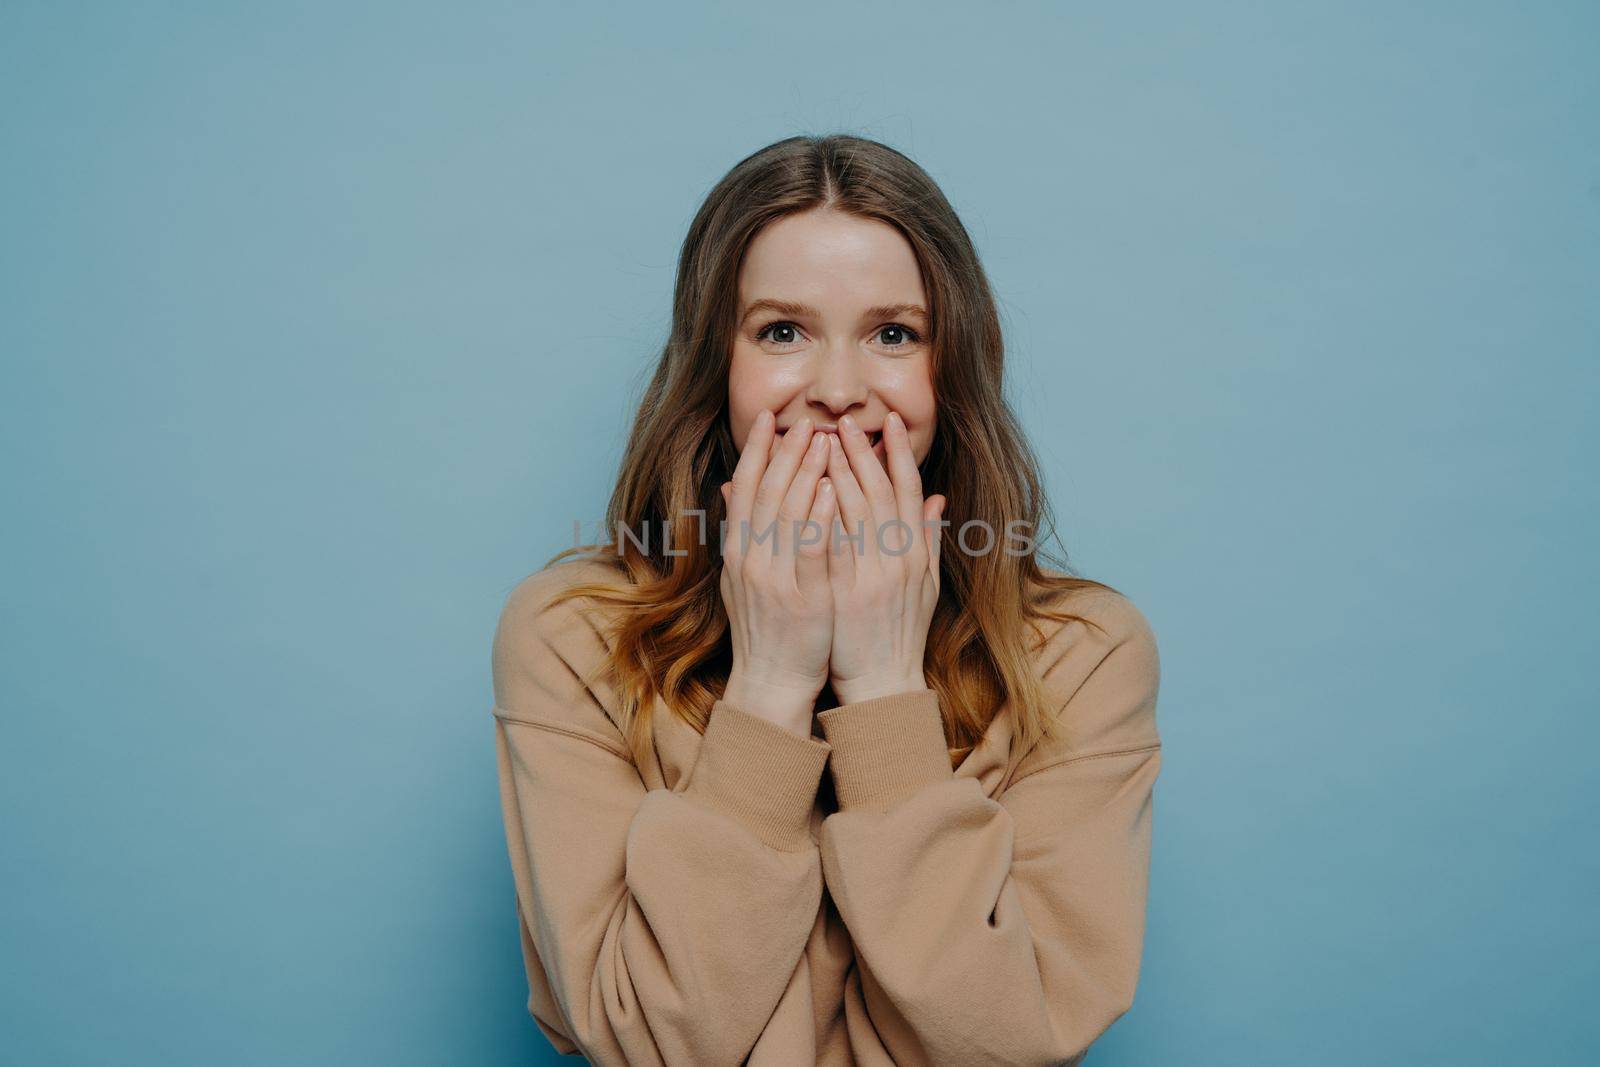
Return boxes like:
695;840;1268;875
2;3;1595;1064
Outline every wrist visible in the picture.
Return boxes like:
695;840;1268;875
830;672;928;706
722;671;821;735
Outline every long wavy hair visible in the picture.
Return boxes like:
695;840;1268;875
540;133;1120;769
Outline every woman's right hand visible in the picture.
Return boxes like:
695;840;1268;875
718;410;838;736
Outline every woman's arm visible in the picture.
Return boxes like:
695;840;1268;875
815;591;1162;1066
491;565;831;1067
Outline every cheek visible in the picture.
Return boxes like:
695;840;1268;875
911;377;937;458
885;366;936;425
727;346;796;446
912;410;938;465
899;395;936;460
726;355;768;435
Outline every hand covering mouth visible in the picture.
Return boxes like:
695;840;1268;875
778;427;883;448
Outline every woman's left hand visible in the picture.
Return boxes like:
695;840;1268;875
822;410;946;705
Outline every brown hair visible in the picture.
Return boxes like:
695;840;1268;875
541;133;1120;768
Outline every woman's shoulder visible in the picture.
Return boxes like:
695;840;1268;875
1043;572;1158;646
1031;570;1158;655
500;554;629;629
491;554;630;720
1023;572;1162;756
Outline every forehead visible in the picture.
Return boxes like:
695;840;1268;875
738;209;926;311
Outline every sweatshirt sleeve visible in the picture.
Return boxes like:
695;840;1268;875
490;565;833;1067
814;592;1162;1066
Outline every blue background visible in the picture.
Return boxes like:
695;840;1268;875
3;2;1595;1064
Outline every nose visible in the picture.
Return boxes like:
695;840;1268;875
804;344;869;419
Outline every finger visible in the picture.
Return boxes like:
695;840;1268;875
796;475;835;594
751;416;817;556
727;410;776;565
776;429;830;566
826;508;855;589
883;410;926;567
923;494;945;593
719;481;733;556
837;413;896;552
824;432;871;564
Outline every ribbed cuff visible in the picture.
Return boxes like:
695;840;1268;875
683;699;832;851
817;689;953;813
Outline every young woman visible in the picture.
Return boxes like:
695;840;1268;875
490;134;1162;1066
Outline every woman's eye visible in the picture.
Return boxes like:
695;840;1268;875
754;321;922;349
877;324;921;348
754;322;801;346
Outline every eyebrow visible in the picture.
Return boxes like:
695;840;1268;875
740;298;930;326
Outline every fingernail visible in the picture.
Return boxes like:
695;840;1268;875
757;410;773;427
888;412;904;433
840;413;860;434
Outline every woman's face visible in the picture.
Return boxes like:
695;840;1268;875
728;207;936;472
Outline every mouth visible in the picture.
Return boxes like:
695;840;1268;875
780;427;886;460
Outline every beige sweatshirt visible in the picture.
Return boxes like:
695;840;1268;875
490;557;1162;1066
